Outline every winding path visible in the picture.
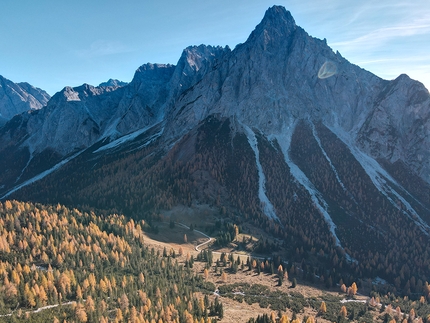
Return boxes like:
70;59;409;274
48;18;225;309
175;222;213;251
0;301;76;318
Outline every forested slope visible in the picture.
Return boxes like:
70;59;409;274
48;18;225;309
0;200;221;323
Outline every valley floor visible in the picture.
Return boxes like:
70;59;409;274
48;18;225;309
140;219;371;323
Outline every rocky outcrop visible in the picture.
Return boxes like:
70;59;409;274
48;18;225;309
164;6;429;185
357;74;430;183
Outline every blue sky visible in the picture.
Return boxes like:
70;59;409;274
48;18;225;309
1;0;429;95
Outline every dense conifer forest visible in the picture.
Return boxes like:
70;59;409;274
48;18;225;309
0;199;429;322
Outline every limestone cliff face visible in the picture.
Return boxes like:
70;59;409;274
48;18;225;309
357;74;430;183
166;6;382;134
164;6;429;184
0;43;229;158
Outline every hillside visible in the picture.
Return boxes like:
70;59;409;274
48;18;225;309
0;200;429;323
0;200;222;322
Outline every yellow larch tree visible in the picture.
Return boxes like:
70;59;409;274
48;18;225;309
139;272;145;284
340;283;347;293
119;293;129;311
75;303;88;323
277;264;283;277
76;285;83;300
38;285;48;305
305;317;315;323
271;312;277;323
85;295;95;313
279;314;290;323
340;305;347;317
115;308;123;323
319;301;327;313
349;282;358;296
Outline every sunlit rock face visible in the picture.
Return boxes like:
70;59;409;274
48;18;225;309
166;5;384;137
163;6;430;184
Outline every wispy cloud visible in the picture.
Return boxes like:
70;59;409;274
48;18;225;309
320;1;430;90
344;1;419;26
75;40;132;58
317;0;430;53
331;19;430;50
356;56;430;65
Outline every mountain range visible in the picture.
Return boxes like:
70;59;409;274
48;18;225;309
0;6;429;294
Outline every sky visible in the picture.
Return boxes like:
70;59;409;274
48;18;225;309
1;0;429;95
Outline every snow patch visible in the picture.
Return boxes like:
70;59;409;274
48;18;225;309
242;124;280;223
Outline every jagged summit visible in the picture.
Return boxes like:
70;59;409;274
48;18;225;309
180;45;228;72
51;83;111;103
261;5;296;28
1;5;428;186
0;75;50;123
131;63;175;85
170;45;230;95
245;5;296;46
99;79;127;88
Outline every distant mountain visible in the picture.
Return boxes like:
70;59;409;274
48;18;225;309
99;78;128;88
0;6;429;294
0;75;50;125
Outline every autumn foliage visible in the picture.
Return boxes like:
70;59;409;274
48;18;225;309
0;200;222;322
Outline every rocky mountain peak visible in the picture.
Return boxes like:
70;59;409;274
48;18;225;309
54;84;95;102
130;63;176;94
99;79;128;88
47;83;121;110
133;63;175;81
246;5;296;47
168;45;230;97
0;75;50;125
180;45;229;72
261;5;296;27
